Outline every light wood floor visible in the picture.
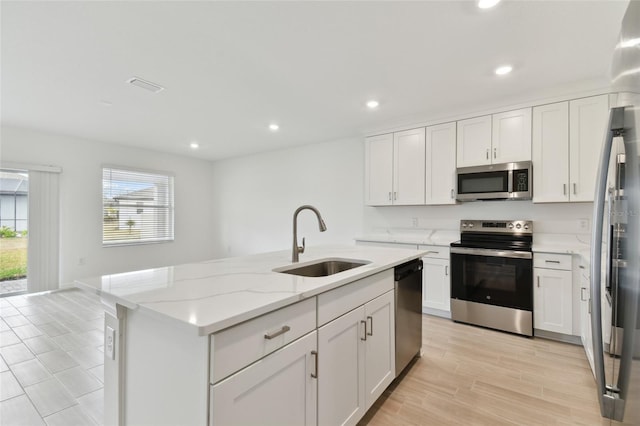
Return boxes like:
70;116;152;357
360;315;616;426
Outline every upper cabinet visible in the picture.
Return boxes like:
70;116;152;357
425;122;456;205
533;95;611;203
365;128;425;206
456;115;492;167
456;108;532;168
569;95;611;202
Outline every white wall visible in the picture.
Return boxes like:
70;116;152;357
210;137;364;258
0;126;215;284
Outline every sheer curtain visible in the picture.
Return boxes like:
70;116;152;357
27;169;61;293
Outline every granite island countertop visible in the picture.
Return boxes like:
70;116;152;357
74;244;426;336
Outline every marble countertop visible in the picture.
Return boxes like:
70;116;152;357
74;244;426;336
355;229;460;246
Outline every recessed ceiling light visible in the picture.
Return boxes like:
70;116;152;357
269;123;279;131
190;142;199;149
478;0;501;9
495;65;513;76
366;100;379;109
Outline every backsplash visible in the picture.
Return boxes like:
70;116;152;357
363;200;593;236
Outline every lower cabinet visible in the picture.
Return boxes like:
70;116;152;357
420;245;451;317
317;290;395;426
579;263;595;374
533;253;573;335
211;331;318;426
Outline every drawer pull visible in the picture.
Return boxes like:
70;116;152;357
581;287;588;301
264;325;291;340
367;316;373;336
424;251;439;255
545;260;561;264
537;276;540;288
361;320;367;341
311;350;318;378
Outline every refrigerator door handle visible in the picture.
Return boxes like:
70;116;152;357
590;106;627;421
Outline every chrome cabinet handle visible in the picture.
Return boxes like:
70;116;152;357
537;276;540;288
563;184;567;195
581;287;588;301
573;183;577;195
393;192;397;201
493;148;497;159
388;192;391;201
445;265;448;276
486;149;489;160
311;350;318;378
450;189;454;199
264;325;290;340
366;316;373;336
545;260;561;264
360;320;367;341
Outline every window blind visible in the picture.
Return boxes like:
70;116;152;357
102;167;174;246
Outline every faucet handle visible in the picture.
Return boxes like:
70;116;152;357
298;237;306;254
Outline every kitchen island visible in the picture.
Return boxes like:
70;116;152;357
74;244;426;426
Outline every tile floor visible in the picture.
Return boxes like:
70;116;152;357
0;279;27;296
0;288;104;425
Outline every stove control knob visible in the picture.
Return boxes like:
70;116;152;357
508;223;514;229
524;224;530;230
516;223;522;230
468;223;474;228
462;223;467;228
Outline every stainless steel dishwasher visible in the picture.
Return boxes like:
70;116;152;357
394;259;423;376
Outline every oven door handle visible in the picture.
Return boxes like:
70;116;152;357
450;246;532;259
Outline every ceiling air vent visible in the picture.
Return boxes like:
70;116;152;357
126;77;165;93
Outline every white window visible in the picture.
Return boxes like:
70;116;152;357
102;167;174;246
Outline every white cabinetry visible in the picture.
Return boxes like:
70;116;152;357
365;128;426;206
579;260;595;374
456;108;531;168
491;108;532;164
533;95;611;203
425;122;457;204
211;331;317;426
532;102;570;202
419;245;450;318
317;271;395;426
456;115;492;167
569;95;611;202
533;253;573;335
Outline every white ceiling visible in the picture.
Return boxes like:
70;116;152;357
0;1;629;161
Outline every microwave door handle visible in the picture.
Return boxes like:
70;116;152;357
508;170;513;193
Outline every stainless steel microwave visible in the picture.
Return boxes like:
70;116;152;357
456;161;532;201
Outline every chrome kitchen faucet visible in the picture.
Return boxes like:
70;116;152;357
292;205;327;262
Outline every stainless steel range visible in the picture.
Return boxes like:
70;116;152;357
450;220;533;336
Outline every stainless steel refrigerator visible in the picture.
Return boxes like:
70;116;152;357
590;1;640;423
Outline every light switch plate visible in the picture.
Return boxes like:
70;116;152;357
106;326;115;360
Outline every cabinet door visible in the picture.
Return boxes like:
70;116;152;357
318;306;365;426
363;291;395;410
211;331;317;426
532;102;570;203
426;122;457;205
422;257;450;313
364;134;393;206
580;271;595;374
569;95;610;202
393;128;426;205
492;108;532;164
534;268;573;335
456;115;492;167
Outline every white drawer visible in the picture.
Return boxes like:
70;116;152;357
534;253;572;270
418;245;450;259
210;297;316;383
317;269;394;326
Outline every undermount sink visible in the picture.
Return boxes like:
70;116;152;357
274;258;370;277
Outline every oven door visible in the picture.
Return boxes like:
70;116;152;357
450;247;533;311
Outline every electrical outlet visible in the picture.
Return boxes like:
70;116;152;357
106;326;115;360
412;217;419;228
579;219;589;231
